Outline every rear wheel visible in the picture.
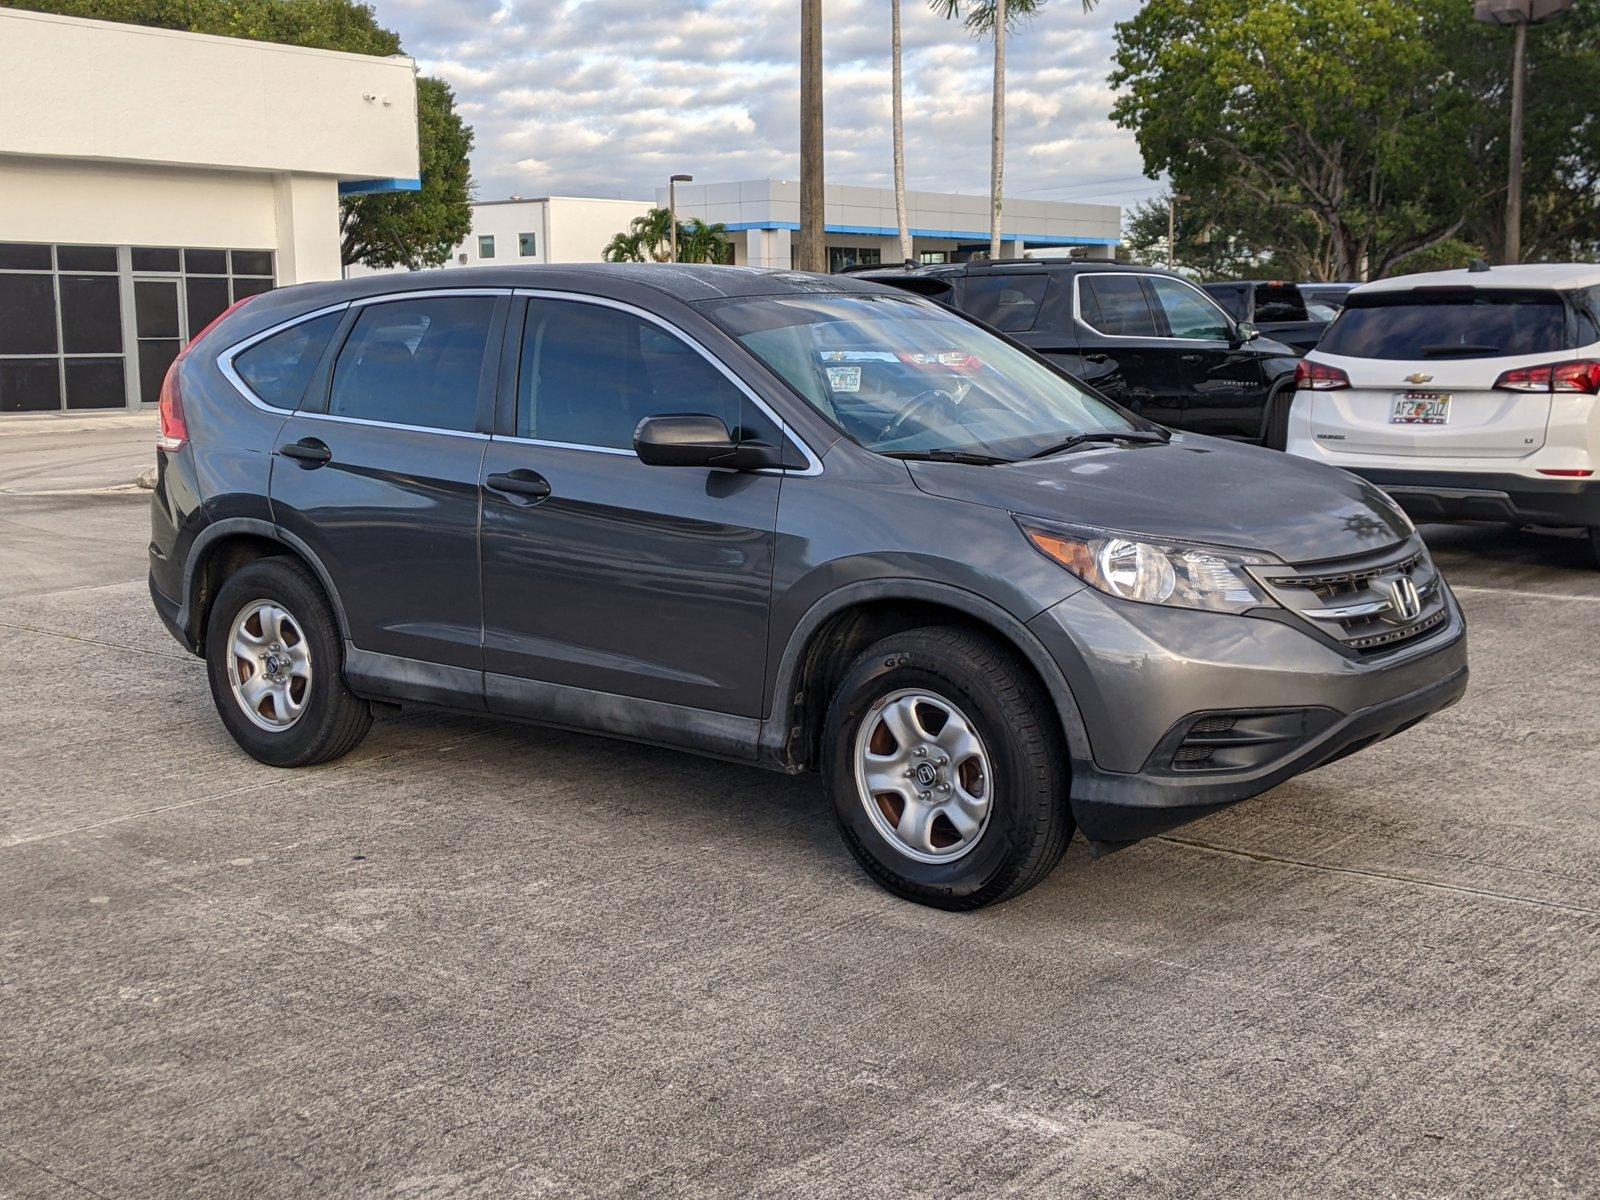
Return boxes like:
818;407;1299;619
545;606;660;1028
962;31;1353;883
1262;383;1294;451
1589;526;1600;569
822;626;1073;910
205;557;372;767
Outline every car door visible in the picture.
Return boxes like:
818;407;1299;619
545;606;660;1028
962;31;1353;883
478;293;787;725
1143;274;1269;439
269;290;505;700
1069;273;1186;426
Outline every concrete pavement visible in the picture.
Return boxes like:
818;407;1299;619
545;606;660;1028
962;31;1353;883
2;422;1596;1198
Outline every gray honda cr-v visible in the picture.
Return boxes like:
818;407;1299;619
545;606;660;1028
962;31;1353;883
148;265;1468;909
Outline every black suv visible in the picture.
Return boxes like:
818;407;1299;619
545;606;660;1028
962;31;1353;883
148;265;1466;909
858;261;1301;447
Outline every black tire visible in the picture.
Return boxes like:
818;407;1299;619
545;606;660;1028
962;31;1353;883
1589;527;1600;570
204;556;372;768
822;626;1073;910
1262;383;1294;451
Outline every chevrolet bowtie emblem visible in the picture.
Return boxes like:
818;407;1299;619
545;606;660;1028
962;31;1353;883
1405;372;1434;384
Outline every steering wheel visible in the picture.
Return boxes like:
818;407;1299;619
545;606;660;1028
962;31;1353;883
877;388;960;445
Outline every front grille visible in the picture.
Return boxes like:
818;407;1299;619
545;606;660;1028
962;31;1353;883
1254;538;1451;657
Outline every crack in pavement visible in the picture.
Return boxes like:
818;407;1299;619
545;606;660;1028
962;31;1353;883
0;619;197;663
0;1146;118;1199
1156;834;1600;919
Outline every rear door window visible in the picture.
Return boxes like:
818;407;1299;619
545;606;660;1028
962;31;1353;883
326;296;494;431
232;312;342;409
960;273;1049;332
1077;275;1161;337
1317;289;1572;360
1253;283;1308;322
1205;284;1249;321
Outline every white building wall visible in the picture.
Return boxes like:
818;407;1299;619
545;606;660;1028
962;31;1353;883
442;198;653;269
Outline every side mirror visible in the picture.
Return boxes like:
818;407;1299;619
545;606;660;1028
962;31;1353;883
1235;321;1261;344
633;413;784;470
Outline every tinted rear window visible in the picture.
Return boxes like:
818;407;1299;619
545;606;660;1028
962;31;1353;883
1253;284;1307;322
961;273;1048;332
1317;289;1571;360
233;312;341;409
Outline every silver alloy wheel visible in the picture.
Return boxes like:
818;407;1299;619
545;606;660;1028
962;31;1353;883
853;688;994;864
226;598;312;732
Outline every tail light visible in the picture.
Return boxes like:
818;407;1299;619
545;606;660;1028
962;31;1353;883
1493;360;1600;394
154;294;258;454
1294;359;1350;390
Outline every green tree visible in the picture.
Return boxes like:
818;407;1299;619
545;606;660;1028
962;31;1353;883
1109;0;1600;280
6;0;474;271
602;209;730;264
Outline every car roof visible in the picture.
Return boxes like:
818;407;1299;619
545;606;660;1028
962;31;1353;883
1356;263;1600;295
856;260;1188;281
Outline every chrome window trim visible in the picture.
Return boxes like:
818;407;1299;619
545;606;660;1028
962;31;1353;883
1072;271;1237;344
217;300;351;416
508;287;824;476
292;410;489;441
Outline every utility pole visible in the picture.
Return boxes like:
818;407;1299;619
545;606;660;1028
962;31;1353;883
798;0;826;273
988;0;1006;260
1474;0;1574;264
668;173;692;263
1167;192;1189;269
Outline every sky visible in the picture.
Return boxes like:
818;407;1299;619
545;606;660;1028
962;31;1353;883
374;0;1160;217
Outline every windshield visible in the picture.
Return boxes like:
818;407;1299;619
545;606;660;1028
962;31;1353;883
705;292;1138;458
1317;289;1571;360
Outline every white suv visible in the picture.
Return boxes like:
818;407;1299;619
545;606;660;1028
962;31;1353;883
1287;263;1600;565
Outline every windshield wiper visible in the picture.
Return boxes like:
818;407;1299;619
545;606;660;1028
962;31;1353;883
882;447;1012;466
1420;343;1502;358
1024;429;1171;460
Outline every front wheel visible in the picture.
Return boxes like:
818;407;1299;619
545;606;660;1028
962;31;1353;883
822;627;1073;910
1262;384;1294;451
205;557;372;768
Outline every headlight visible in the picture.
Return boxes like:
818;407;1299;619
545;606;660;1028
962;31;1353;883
1018;518;1278;614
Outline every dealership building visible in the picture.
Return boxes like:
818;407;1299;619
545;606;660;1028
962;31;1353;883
430;183;1120;274
0;9;420;415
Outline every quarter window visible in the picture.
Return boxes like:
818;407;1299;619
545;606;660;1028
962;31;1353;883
1147;277;1233;340
327;297;493;432
233;312;343;410
517;299;772;450
1078;275;1161;338
962;274;1049;333
478;235;496;259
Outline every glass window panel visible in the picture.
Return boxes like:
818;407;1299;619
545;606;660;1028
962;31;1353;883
1081;275;1161;337
518;299;764;448
65;358;126;409
0;273;60;354
1253;284;1308;323
519;232;537;257
60;275;123;353
184;248;228;274
0;243;53;270
329;297;492;431
1148;277;1232;340
134;280;181;338
138;340;181;405
230;250;274;277
961;274;1049;333
131;247;181;272
232;277;273;302
1317;290;1570;359
478;235;496;259
233;312;342;410
0;358;61;412
185;277;231;339
56;245;118;272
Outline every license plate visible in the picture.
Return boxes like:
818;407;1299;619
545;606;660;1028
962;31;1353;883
825;366;861;393
1392;391;1451;424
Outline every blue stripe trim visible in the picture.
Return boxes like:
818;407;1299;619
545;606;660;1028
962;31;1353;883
339;177;423;196
721;220;1119;247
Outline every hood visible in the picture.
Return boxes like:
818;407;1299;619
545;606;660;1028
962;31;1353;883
904;434;1410;564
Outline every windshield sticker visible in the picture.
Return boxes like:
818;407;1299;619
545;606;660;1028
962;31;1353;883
826;365;862;393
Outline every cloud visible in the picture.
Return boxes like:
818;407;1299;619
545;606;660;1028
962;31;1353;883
377;0;1162;209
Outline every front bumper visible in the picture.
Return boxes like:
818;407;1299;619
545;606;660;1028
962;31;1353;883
1026;582;1468;846
1347;467;1600;528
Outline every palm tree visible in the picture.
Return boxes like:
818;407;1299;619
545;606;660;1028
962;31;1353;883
933;0;1096;258
677;219;733;264
601;208;678;263
892;0;911;264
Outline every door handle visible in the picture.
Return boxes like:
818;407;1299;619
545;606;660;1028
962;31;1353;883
1181;353;1204;364
278;438;332;467
1082;352;1109;364
486;469;551;502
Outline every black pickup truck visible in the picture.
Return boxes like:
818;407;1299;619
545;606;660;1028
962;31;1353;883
1202;280;1328;355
